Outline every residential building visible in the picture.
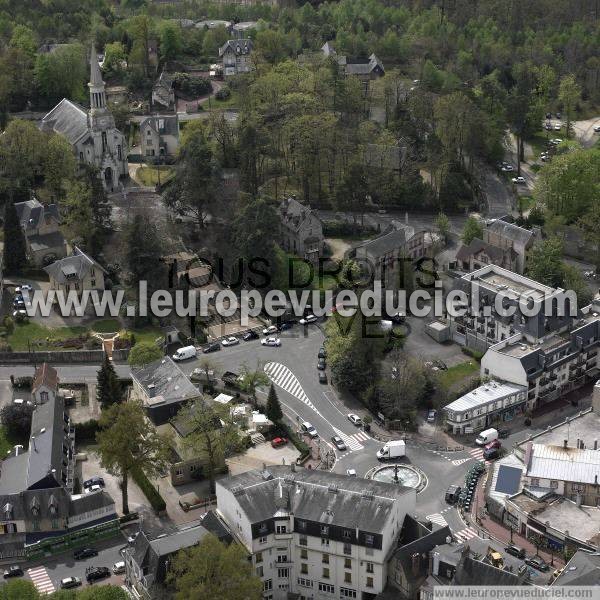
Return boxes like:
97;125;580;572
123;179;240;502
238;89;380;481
321;42;384;94
483;218;540;274
151;70;175;110
442;380;527;435
219;39;253;77
44;246;106;296
552;550;600;586
455;238;516;273
125;511;232;599
139;115;179;158
216;464;417;600
130;356;202;425
450;264;574;352
0;364;116;559
40;44;128;191
15;198;67;267
278;197;324;262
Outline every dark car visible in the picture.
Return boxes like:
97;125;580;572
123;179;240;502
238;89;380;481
525;556;550;572
3;566;23;579
83;476;105;489
74;548;98;560
279;321;294;331
86;566;111;583
445;485;462;504
202;342;221;353
317;357;326;370
318;371;328;384
483;447;500;460
243;330;259;341
498;428;510;439
331;436;347;451
318;347;326;359
505;545;526;559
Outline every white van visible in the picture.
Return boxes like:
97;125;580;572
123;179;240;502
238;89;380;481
475;428;498;446
172;345;197;361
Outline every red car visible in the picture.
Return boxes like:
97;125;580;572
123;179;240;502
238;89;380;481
485;439;501;451
271;437;288;448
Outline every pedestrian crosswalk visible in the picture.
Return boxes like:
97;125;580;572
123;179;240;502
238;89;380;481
264;362;322;417
426;513;449;527
332;427;369;452
454;526;479;542
451;457;472;466
469;448;484;460
28;566;55;595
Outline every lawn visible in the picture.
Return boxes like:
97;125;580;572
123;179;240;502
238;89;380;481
437;361;479;390
136;165;174;187
0;426;21;457
518;195;536;214
129;326;164;345
210;92;239;109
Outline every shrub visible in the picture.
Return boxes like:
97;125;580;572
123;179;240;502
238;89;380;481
131;465;166;512
0;402;34;440
75;419;101;441
461;347;484;361
275;423;310;461
13;376;32;389
215;86;231;100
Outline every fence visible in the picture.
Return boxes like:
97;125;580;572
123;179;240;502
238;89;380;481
0;348;130;364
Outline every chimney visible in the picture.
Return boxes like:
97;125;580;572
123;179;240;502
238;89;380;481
411;553;420;577
32;436;37;452
564;439;568;449
290;462;296;473
147;384;156;398
595;475;598;486
595;440;598;450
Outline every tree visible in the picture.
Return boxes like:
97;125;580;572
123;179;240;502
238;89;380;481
97;354;123;409
76;586;130;600
124;214;165;291
526;237;565;288
0;402;34;441
238;365;270;407
168;533;262;600
159;22;182;62
44;134;76;202
579;201;600;272
102;42;127;77
558;74;581;139
435;213;451;244
462;216;483;245
0;578;38;600
96;400;171;514
562;263;592;308
181;401;242;493
2;200;27;275
62;179;95;250
128;342;163;366
265;384;283;423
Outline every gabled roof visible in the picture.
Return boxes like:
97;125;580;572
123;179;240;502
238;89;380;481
279;197;320;233
553;550;600;585
219;39;253;57
140;115;179;138
44;246;105;284
15;199;60;232
456;238;514;263
40;98;90;145
486;219;535;246
69;490;115;517
28;231;67;253
454;555;525;586
354;228;408;259
32;363;59;393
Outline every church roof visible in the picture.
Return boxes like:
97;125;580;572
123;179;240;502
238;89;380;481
40;99;89;145
90;44;104;87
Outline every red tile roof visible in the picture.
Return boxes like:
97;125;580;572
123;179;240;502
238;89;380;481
32;363;59;392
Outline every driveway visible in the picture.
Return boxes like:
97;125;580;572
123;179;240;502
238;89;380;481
572;115;600;148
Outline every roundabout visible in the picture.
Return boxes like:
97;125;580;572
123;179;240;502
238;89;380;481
366;462;428;493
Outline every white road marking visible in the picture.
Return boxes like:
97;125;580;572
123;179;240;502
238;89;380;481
453;527;480;542
264;362;322;417
27;566;55;594
426;513;448;527
332;427;364;452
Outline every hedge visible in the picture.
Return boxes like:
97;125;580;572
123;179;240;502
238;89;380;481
276;423;310;461
131;466;166;512
461;347;484;361
75;419;100;441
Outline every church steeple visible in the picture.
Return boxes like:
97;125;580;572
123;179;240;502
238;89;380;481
88;43;107;111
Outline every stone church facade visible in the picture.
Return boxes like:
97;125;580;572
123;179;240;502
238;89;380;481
40;45;128;191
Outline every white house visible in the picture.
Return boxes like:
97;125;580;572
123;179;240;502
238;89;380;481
219;39;253;77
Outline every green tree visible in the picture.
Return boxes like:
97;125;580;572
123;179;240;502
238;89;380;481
97;400;171;514
44;134;76;202
181;400;241;494
102;42;127;77
2;200;27;274
124;214;165;291
562;263;591;308
558;74;581;139
128;342;163;367
578;201;600;272
75;586;129;600
62;179;95;249
9;25;37;58
435;212;451;244
97;353;123;409
461;216;484;245
239;365;270;407
526;237;565;288
0;578;38;600
159;21;182;62
265;384;283;423
255;29;288;64
168;533;262;600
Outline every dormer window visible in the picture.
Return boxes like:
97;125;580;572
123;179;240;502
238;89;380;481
30;497;40;516
3;503;13;520
321;525;329;536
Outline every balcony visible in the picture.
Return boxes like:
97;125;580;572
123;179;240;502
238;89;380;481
539;385;557;397
528;391;536;400
549;374;558;381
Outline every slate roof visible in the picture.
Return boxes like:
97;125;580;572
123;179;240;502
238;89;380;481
443;381;526;414
32;363;59;394
219;39;253;57
526;444;600;485
218;465;413;533
69;490;115;517
28;231;67;253
454;555;524;586
131;356;201;407
15;199;60;232
456;238;515;263
279;197;321;233
345;53;384;76
355;228;408;259
40;98;90;145
553;550;600;585
140;115;179;138
170;399;220;438
44;246;105;284
393;517;451;574
487;219;535;246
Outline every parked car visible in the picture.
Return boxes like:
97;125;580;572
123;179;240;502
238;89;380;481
525;556;550;572
279;321;294;331
512;176;526;184
301;421;318;438
501;164;514;172
317;357;326;370
202;342;221;353
85;484;102;494
221;336;239;347
74;548;98;560
554;123;562;131
483;447;500;460
555;112;561;119
346;468;357;477
86;566;111;583
318;371;328;384
318;347;326;358
498;428;510;439
172;345;197;361
485;439;502;450
12;309;27;318
594;125;600;133
262;325;278;335
112;561;126;575
3;566;23;579
14;284;32;293
60;576;82;589
243;330;259;341
331;436;347;451
271;437;288;448
347;413;362;427
299;314;317;325
544;123;553;130
261;337;281;347
505;545;526;559
445;485;462;504
545;112;552;119
83;476;105;489
427;409;437;423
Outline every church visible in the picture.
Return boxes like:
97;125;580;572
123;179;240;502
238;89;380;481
40;45;128;191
